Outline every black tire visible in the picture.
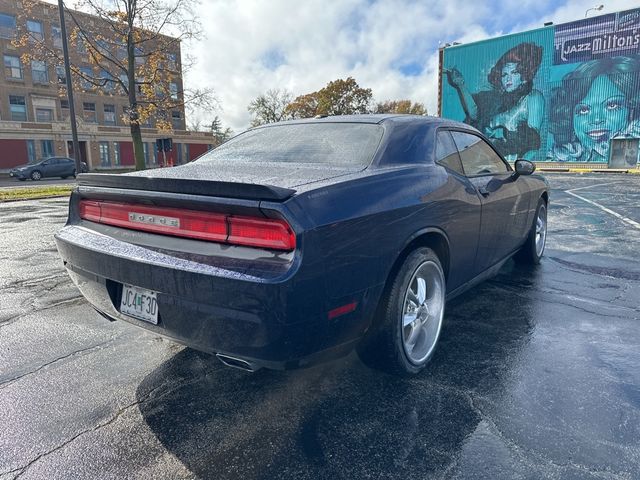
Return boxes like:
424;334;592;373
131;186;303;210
514;198;547;265
357;247;446;375
30;170;42;181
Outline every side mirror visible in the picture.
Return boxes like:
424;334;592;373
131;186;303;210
514;159;535;177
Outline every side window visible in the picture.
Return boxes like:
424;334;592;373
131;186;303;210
435;130;464;175
451;132;510;176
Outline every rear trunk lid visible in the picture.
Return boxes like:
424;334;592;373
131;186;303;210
77;161;361;201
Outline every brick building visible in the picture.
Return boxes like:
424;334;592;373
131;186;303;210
0;0;214;171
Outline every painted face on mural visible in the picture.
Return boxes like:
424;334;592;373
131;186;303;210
573;75;629;159
501;63;523;93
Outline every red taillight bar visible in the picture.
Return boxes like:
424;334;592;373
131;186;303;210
79;200;296;251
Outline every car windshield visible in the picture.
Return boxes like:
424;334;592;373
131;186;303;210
196;123;384;167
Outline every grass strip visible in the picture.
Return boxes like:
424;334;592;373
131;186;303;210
0;185;74;202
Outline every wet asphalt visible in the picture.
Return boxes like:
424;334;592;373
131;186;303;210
1;173;639;480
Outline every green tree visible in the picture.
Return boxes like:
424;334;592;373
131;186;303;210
247;89;293;127
285;77;373;119
375;100;427;115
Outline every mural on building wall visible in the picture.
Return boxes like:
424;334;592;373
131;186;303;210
441;28;553;161
549;9;640;162
441;7;640;163
549;55;640;162
444;43;545;160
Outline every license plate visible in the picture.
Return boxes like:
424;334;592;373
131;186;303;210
119;284;158;324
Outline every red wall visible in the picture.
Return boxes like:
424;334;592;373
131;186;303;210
120;142;135;166
188;143;209;161
0;140;29;169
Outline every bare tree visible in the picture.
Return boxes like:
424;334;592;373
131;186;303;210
209;116;233;143
247;88;293;127
17;0;217;170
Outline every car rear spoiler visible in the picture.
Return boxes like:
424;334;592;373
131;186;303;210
76;173;297;201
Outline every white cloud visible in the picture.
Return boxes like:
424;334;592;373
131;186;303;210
184;0;640;132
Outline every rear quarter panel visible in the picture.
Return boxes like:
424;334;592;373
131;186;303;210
288;164;482;320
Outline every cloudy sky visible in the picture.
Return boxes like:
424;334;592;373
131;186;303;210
183;0;638;132
54;0;638;131
181;0;638;132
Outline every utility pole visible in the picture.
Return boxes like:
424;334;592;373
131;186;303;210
58;0;82;176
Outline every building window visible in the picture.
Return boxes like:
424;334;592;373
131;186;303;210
60;99;69;120
36;108;53;122
115;43;127;61
135;47;144;66
169;82;178;100
27;20;43;42
103;104;115;125
175;143;182;164
26;140;36;163
100;70;115;93
51;24;62;48
96;40;109;56
99;141;110;167
166;53;177;70
4;55;22;79
77;34;87;54
143;142;149;165
31;60;48;84
118;73;128;93
83;102;96;123
80;66;93;90
113;142;121;165
55;65;66;84
9;95;27;121
0;13;16;39
171;111;181;129
41;140;54;158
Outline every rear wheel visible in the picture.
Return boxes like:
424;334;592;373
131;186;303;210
357;247;446;375
30;170;42;181
515;198;547;265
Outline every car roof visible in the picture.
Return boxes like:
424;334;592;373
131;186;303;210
259;114;472;130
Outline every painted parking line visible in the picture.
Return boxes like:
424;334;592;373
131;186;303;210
564;186;640;231
565;182;616;193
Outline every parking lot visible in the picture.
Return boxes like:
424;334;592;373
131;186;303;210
1;173;639;480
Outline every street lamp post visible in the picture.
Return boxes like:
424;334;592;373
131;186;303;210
57;0;82;176
585;5;604;17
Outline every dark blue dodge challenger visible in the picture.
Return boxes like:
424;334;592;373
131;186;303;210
55;115;549;375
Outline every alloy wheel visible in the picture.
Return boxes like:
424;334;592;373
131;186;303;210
535;204;547;257
401;260;445;365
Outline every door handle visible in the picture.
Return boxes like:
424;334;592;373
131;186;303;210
478;186;490;197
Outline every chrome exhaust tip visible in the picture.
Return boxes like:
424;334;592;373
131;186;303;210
216;353;258;372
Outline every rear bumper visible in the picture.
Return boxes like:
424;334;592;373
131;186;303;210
55;225;376;369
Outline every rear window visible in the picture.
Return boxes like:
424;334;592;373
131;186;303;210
196;123;384;167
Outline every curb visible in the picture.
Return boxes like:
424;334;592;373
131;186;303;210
538;168;640;174
0;193;72;203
